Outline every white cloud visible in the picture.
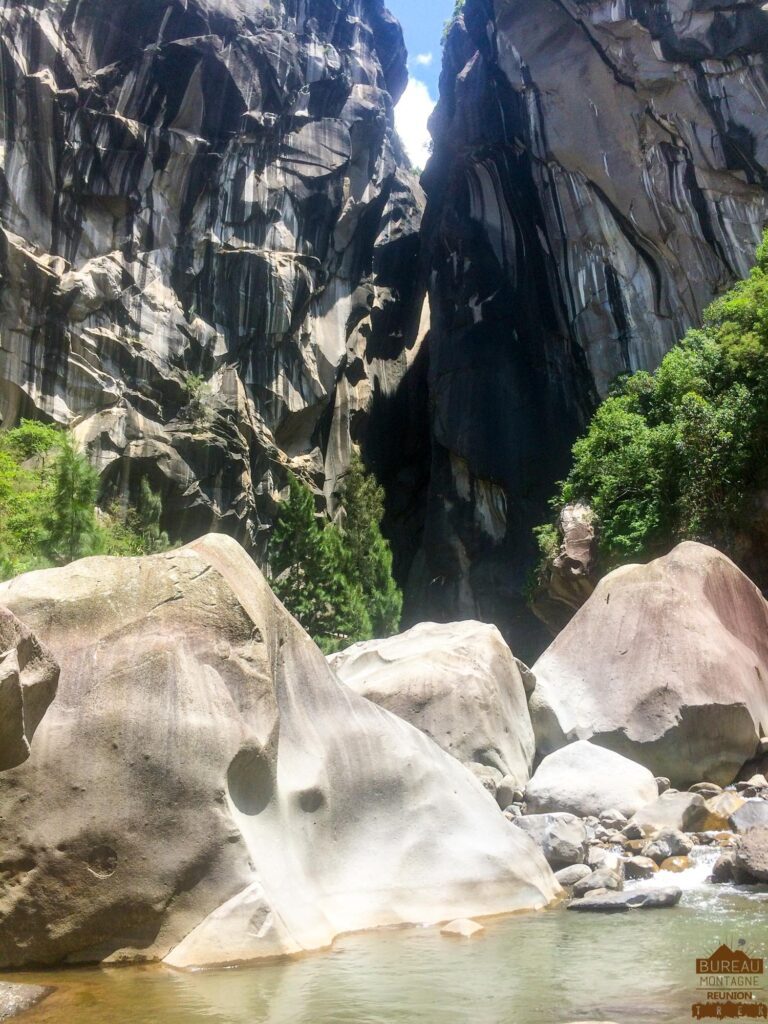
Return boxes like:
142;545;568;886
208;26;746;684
395;77;435;169
414;52;433;67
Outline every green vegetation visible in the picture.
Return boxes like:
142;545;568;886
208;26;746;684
534;231;768;580
269;455;402;652
443;0;466;42
0;420;170;581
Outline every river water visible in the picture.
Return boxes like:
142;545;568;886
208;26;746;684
6;848;767;1024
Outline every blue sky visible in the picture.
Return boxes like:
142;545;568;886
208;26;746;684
386;0;456;167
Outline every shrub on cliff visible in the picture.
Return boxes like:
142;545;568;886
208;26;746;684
535;231;768;579
269;459;402;652
0;421;170;579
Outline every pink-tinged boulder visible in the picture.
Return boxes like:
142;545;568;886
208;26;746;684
531;543;768;787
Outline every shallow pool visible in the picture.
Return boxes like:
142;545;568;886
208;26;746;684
6;858;767;1024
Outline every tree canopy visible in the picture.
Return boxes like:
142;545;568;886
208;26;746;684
534;231;768;579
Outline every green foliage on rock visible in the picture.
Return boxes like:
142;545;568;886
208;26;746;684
269;458;402;652
535;231;768;575
0;420;171;580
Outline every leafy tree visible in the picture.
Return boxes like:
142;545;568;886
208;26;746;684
534;230;768;582
0;421;173;579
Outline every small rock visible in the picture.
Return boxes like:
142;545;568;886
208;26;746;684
730;799;768;834
699;791;745;831
621;822;645;841
555;864;594;888
629;791;708;835
441;918;484;939
711;853;736;884
573;867;623;898
568;888;682;913
690;782;723;798
0;983;53;1021
585;846;621;871
495;776;522;810
503;805;523;820
469;763;504;796
642;828;694;864
660;856;693;873
624;855;659;880
655;777;671;795
599;809;628;830
512;813;587;869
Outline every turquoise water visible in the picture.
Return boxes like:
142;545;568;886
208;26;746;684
7;865;767;1024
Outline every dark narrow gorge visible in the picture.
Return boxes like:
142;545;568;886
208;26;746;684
1;0;768;655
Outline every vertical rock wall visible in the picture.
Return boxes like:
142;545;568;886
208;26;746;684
0;0;426;548
412;0;768;654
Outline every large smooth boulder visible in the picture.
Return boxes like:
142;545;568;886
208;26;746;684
531;543;768;787
328;621;535;787
525;741;658;818
0;607;58;771
0;537;559;970
568;889;682;913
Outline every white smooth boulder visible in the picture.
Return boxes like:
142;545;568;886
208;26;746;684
328;621;535;788
0;537;559;970
531;543;768;787
525;741;658;818
0;607;58;771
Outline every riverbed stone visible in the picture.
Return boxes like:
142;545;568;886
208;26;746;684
524;741;658;819
655;778;671;795
711;853;736;884
0;983;52;1021
699;792;746;831
568;888;682;913
600;809;628;830
441;919;484;939
585;847;622;872
0;537;561;970
624;856;659;880
730;799;768;834
629;792;708;835
512;813;587;869
531;544;768;786
690;783;723;798
329;621;535;789
572;867;623;898
555;865;594;888
734;827;768;883
660;857;693;873
642;829;694;864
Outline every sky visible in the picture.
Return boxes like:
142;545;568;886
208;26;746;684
385;1;456;168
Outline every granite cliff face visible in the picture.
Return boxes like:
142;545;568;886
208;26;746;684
0;0;426;549
412;0;768;652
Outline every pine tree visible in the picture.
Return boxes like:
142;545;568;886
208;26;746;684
136;478;170;553
338;453;402;637
44;437;100;564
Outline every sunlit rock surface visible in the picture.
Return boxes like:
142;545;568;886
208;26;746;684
0;536;559;970
329;620;535;788
412;0;768;653
530;543;768;787
0;607;58;772
0;0;426;549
